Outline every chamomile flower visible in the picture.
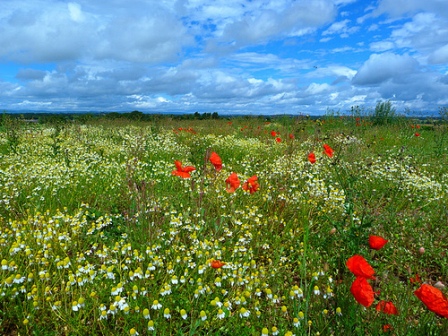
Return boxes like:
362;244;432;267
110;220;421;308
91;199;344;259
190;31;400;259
239;307;250;318
163;308;171;319
217;309;225;319
293;317;300;327
99;310;108;320
281;305;287;314
107;304;117;315
199;310;207;321
324;286;333;299
151;300;162;310
180;309;187;319
143;308;150;319
72;301;80;312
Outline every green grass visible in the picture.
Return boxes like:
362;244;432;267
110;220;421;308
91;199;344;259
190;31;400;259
0;116;447;335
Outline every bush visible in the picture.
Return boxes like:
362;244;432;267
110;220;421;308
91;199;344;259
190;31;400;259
371;100;396;125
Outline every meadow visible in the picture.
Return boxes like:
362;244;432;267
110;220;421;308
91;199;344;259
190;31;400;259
0;114;447;335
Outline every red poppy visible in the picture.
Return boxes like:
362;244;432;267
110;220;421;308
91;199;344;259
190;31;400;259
225;173;240;193
210;260;225;269
382;324;393;333
308;152;316;164
209;152;222;171
346;255;375;280
323;144;334;158
242;175;259;194
270;130;277;137
415;132;420;137
369;235;388;250
289;133;295;139
376;300;399;315
171;160;196;178
275;137;282;143
350;276;374;307
414;284;448;318
410;274;421;284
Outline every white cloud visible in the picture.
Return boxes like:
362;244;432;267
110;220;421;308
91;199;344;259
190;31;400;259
68;2;84;23
322;19;360;39
352;53;419;85
390;13;448;51
305;83;330;94
376;0;448;18
0;1;192;63
369;41;395;52
213;0;336;49
429;44;448;64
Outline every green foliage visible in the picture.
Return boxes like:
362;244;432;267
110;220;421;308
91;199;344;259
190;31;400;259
371;100;397;125
1;113;22;153
0;116;448;335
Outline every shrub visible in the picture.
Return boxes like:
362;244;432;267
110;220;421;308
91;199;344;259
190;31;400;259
371;100;396;125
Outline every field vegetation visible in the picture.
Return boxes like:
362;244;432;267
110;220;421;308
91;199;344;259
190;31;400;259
0;109;447;335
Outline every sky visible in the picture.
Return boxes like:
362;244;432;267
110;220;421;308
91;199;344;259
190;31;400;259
1;0;448;116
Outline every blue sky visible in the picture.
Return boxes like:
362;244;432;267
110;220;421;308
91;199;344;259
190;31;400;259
1;0;447;115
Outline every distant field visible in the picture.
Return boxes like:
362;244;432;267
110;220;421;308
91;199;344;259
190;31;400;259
0;115;447;335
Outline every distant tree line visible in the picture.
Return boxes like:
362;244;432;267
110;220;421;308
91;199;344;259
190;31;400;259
0;110;221;125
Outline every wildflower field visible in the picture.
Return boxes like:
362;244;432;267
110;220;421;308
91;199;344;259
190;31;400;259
0;115;447;335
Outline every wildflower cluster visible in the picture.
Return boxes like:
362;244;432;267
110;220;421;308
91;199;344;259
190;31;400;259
0;118;447;335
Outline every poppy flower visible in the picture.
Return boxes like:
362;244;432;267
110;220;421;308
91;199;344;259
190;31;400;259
225;173;240;193
242;175;259;194
350;276;374;307
171;160;196;178
289;133;295;139
382;324;393;333
414;284;448;318
323;144;334;158
369;235;388;250
209;152;222;171
346;255;375;280
410;274;421;284
308;152;316;164
210;260;225;269
275;137;282;143
270;130;277;137
415;132;420;137
376;300;399;315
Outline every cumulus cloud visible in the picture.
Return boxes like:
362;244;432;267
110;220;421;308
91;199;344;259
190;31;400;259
352;53;419;85
212;0;336;50
376;0;448;18
390;13;448;51
0;1;192;63
429;44;448;64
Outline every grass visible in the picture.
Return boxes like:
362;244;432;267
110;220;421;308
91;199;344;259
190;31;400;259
0;115;447;335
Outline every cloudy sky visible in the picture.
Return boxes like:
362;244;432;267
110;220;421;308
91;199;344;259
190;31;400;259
1;0;447;115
